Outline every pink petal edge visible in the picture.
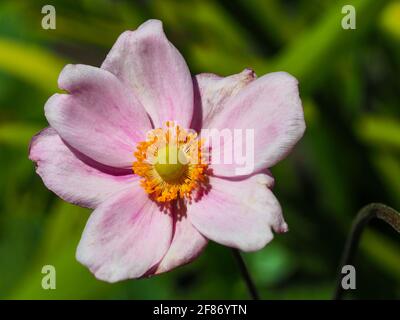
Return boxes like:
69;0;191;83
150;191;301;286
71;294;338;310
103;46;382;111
102;19;194;128
202;71;306;177
155;211;208;275
76;187;173;282
29;127;137;209
187;174;287;252
45;64;152;169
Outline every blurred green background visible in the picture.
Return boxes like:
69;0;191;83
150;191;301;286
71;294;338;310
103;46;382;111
0;0;399;300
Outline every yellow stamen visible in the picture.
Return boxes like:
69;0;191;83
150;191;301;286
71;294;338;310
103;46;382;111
132;122;208;203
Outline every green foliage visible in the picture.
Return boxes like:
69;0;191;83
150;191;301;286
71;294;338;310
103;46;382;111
357;115;400;149
0;0;399;299
0;38;64;93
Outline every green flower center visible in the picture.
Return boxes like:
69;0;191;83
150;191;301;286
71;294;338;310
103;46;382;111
155;145;188;182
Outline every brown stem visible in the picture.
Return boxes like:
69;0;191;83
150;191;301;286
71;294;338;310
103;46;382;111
333;203;400;299
232;249;260;300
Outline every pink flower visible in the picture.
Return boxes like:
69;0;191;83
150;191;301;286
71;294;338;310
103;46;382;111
29;20;305;282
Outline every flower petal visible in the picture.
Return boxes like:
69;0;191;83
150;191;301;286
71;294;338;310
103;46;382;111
45;64;152;169
187;174;287;252
155;210;208;274
192;69;256;131
29;127;136;209
101;19;194;128
76;187;173;282
203;72;305;177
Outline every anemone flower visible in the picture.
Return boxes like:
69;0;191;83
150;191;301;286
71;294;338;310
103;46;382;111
29;19;305;282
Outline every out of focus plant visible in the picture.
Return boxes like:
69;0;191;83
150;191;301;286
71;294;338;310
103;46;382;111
0;0;399;299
